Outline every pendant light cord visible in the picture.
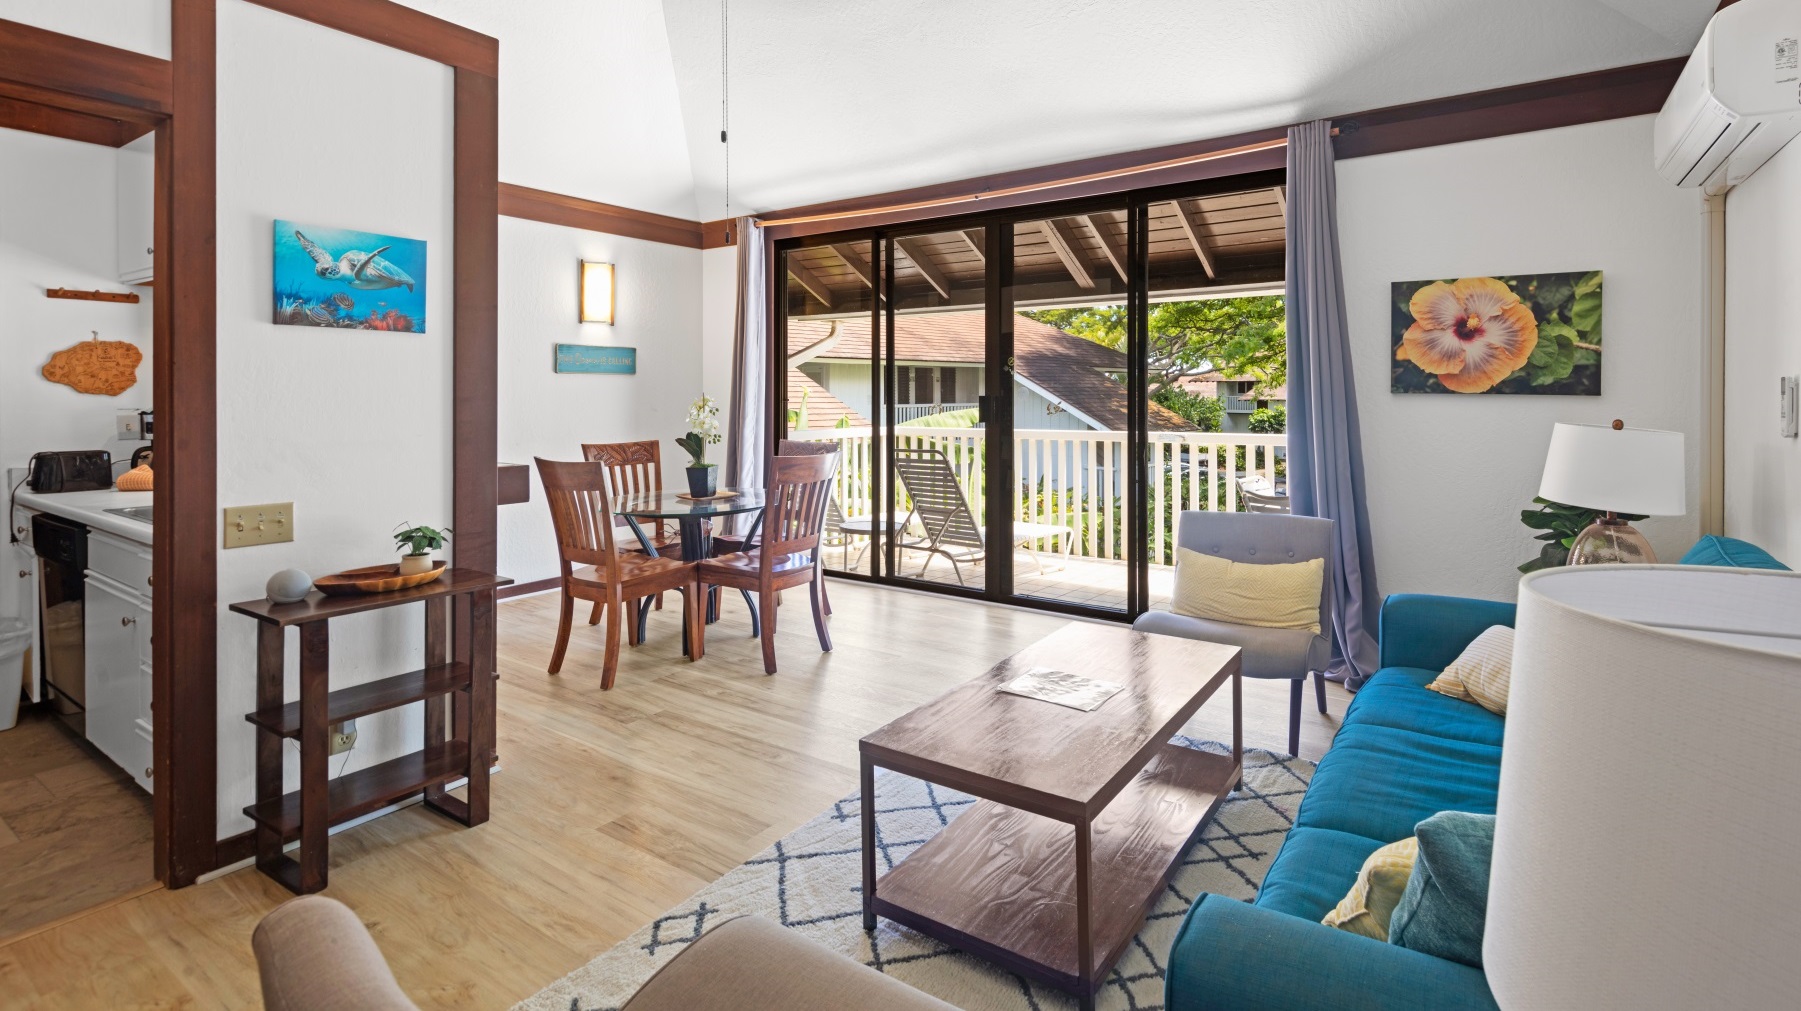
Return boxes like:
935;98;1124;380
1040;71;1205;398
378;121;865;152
720;0;731;232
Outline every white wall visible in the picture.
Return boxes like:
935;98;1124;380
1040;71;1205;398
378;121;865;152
1722;135;1801;563
0;127;154;480
700;245;738;455
213;0;455;834
0;0;170;58
1338;115;1704;601
496;216;702;586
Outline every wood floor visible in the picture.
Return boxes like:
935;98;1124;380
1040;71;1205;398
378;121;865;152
0;707;157;942
0;581;1348;1009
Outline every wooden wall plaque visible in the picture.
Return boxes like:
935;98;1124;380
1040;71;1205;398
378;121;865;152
42;336;143;396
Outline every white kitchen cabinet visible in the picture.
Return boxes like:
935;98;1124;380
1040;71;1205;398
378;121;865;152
84;572;151;791
116;133;155;285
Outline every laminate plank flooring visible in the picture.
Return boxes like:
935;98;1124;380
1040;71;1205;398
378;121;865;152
0;581;1347;1008
0;707;156;941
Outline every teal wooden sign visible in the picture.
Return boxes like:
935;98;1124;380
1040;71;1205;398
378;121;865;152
555;343;636;375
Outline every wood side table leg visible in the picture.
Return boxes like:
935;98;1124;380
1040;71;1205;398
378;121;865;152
254;623;284;878
861;755;877;931
297;620;330;893
465;588;495;826
1076;818;1095;1011
423;595;450;810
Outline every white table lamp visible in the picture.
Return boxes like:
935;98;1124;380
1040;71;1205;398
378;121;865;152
1538;421;1684;563
1487;565;1801;1008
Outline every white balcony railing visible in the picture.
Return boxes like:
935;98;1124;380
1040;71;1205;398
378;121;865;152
893;402;980;423
790;425;1286;566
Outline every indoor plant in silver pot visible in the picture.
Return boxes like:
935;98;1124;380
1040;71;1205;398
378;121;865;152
675;394;723;498
394;522;450;575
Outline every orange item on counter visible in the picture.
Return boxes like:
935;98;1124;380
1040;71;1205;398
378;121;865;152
116;464;153;490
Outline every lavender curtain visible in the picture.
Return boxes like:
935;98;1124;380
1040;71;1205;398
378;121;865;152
1285;121;1380;688
724;216;767;505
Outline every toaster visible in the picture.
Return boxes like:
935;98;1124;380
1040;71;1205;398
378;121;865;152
27;450;113;493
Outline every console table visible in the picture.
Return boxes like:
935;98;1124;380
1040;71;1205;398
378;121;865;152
230;568;511;894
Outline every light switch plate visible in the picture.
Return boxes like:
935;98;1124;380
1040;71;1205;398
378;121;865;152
116;410;142;440
222;502;294;548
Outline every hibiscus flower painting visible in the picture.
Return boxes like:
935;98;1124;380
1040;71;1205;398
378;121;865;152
1391;271;1601;395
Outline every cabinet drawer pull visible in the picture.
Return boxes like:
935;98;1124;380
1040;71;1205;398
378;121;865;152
121;616;136;627
145;246;154;255
18;570;27;578
145;767;153;779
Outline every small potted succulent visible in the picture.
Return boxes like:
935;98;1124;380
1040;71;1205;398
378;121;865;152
393;522;450;576
675;394;724;498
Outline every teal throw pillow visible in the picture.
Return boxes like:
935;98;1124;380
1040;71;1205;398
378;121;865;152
1678;535;1789;570
1388;810;1495;968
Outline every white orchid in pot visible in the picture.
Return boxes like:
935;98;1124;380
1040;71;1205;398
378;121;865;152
675;395;724;498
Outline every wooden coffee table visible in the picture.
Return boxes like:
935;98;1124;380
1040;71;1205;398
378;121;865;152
860;623;1242;1010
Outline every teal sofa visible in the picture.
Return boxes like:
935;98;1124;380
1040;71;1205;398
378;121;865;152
1166;593;1511;1011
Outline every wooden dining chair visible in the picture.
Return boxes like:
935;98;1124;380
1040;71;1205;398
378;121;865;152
535;458;703;689
698;452;839;675
712;439;840;616
580;439;689;626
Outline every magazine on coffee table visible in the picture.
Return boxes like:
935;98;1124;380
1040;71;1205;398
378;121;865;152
996;666;1124;712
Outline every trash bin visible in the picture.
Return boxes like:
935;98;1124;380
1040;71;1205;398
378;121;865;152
0;618;28;732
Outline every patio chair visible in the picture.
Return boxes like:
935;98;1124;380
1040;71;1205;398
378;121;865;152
1132;510;1332;756
1237;474;1291;514
890;448;1073;586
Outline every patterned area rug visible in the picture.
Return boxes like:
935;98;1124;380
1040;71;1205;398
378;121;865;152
516;739;1314;1011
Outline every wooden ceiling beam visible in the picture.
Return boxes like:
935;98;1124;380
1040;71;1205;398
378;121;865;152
831;243;874;288
1272;185;1287;220
1170;199;1217;279
786;258;836;309
1038;218;1096;290
1082;213;1129;284
894;237;953;299
960;229;986;263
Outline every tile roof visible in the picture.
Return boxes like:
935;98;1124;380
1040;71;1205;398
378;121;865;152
789;312;1191;431
788;368;867;429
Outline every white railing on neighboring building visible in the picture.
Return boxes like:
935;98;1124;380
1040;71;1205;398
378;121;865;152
790;425;1286;566
893;402;980;423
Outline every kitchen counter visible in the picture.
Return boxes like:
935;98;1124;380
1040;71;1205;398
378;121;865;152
14;487;153;544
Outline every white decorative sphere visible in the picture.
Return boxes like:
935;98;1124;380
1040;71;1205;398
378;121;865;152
266;568;313;604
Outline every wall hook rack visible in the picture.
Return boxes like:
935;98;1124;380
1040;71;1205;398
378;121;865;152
46;287;141;304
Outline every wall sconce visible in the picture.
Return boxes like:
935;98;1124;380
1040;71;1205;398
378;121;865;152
580;260;615;324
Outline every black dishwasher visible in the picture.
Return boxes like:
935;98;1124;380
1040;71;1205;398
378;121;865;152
32;513;87;731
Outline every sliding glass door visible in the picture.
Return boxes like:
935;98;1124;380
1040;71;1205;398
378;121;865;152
775;170;1286;623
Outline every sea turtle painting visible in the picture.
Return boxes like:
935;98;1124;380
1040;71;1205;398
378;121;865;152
294;229;417;291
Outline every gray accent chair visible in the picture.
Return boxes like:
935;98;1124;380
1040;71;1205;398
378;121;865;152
1132;511;1333;756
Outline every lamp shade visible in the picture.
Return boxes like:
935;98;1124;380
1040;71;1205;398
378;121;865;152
1487;566;1801;1008
580;260;615;324
1537;422;1685;515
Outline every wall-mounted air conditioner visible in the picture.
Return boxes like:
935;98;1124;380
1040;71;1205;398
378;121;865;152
1654;0;1801;194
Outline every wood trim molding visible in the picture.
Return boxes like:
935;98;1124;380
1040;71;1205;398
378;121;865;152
699;57;1687;245
243;0;497;76
0;93;146;146
0;17;172;115
498;576;560;599
498;183;706;248
161;0;219;888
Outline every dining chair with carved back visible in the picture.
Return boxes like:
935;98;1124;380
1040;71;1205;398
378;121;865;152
711;439;841;616
697;451;839;675
580;440;693;625
536;458;704;689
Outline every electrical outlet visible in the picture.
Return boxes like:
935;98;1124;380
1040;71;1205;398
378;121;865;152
329;719;357;755
116;410;142;440
222;502;294;548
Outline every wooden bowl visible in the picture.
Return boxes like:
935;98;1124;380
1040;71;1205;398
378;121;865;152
314;561;447;596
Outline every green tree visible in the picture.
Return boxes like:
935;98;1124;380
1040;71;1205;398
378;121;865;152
1152;388;1224;431
1025;295;1286;396
1248;405;1286;433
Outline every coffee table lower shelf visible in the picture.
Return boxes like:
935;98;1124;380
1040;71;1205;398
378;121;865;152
869;743;1239;997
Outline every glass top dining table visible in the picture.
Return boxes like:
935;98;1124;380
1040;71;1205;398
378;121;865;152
614;488;764;561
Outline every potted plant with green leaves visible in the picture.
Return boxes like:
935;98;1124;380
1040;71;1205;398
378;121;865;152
1517;497;1645;573
394;522;450;576
675;394;724;498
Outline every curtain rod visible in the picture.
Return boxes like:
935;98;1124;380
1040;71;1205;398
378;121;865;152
753;128;1334;231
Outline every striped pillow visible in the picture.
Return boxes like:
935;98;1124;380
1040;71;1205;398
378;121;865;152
1425;625;1513;715
1172;548;1323;634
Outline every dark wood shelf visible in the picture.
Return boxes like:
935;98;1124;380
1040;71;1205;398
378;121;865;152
245;662;473;738
871;744;1236;992
243;740;470;843
229;568;512;626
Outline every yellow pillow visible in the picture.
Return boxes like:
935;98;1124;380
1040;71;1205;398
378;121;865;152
1171;547;1323;634
1425;625;1513;715
1322;836;1418;940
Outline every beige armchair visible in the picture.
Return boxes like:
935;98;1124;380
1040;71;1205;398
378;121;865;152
253;896;953;1011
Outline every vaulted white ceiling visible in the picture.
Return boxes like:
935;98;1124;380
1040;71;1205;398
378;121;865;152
660;0;1717;218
